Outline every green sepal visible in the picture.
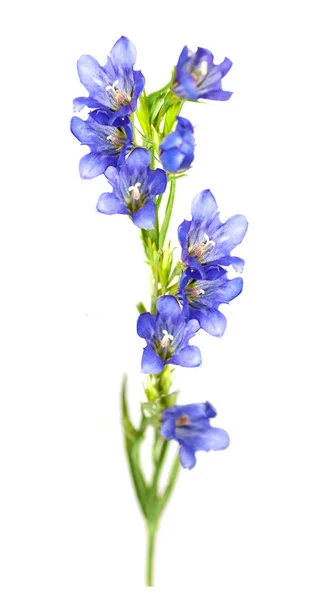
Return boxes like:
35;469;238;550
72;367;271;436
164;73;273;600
163;100;184;136
136;301;147;314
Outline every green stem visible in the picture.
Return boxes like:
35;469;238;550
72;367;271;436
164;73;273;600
159;178;177;249
159;453;180;512
146;525;157;586
152;439;169;494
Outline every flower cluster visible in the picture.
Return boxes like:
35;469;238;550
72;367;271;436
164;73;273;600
71;37;247;471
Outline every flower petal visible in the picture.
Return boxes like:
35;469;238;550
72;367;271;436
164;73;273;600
110;36;137;71
96;192;128;215
184;319;200;340
179;445;197;469
178;219;191;249
156;296;182;322
169;345;202;368
125;147;151;170
137;312;157;341
201;427;230;451
105;166;120;188
161;148;185;172
159;417;176;440
132;201;156;229
195;308;227;337
217;255;245;273
191;189;218;221
148;168;167;197
212;214;248;258
141;345;164;375
77;55;109;102
79;153;111;179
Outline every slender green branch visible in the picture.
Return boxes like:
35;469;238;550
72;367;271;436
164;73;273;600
159;453;180;512
152;439;169;495
146;525;157;586
159;178;177;249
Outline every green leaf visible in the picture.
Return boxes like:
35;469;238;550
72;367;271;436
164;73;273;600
121;375;139;442
135;91;151;137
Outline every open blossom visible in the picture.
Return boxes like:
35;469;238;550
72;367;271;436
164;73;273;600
96;148;167;229
70;115;133;179
160;402;230;469
73;36;145;124
159;117;195;173
178;189;248;278
179;267;243;337
137;296;201;374
173;45;232;101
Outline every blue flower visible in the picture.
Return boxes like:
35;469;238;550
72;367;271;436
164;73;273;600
137;296;201;374
173;45;232;101
73;36;145;125
160;402;230;469
70;115;133;179
179;268;243;337
96;148;167;229
178;189;248;278
159;116;195;173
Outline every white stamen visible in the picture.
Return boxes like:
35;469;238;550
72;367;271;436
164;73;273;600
199;289;205;295
204;233;215;247
200;61;208;76
106;79;119;92
128;182;141;191
128;182;141;201
160;329;174;348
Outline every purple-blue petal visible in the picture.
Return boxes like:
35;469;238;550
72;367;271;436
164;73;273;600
110;36;137;71
212;214;248;258
179;446;197;469
159;417;176;440
136;312;157;341
191;189;218;221
201;427;230;451
169;345;202;368
96;192;128;215
132;201;156;229
184;319;201;340
161;148;185;172
148;168;167;197
178;219;191;249
141;345;164;375
79;153;111;179
156;296;182;322
195;308;227;337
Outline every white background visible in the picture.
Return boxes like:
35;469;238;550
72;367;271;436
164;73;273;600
1;0;320;596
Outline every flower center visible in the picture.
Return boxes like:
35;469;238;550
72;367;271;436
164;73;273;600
192;61;208;84
160;329;174;348
189;287;205;298
106;80;131;108
188;233;215;260
175;414;190;427
128;182;141;202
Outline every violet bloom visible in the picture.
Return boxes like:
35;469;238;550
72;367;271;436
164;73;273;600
179;268;243;337
73;36;145;124
70;115;133;179
160;402;230;469
137;296;201;374
159;117;195;173
173;45;232;101
178;189;248;278
96;148;167;229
